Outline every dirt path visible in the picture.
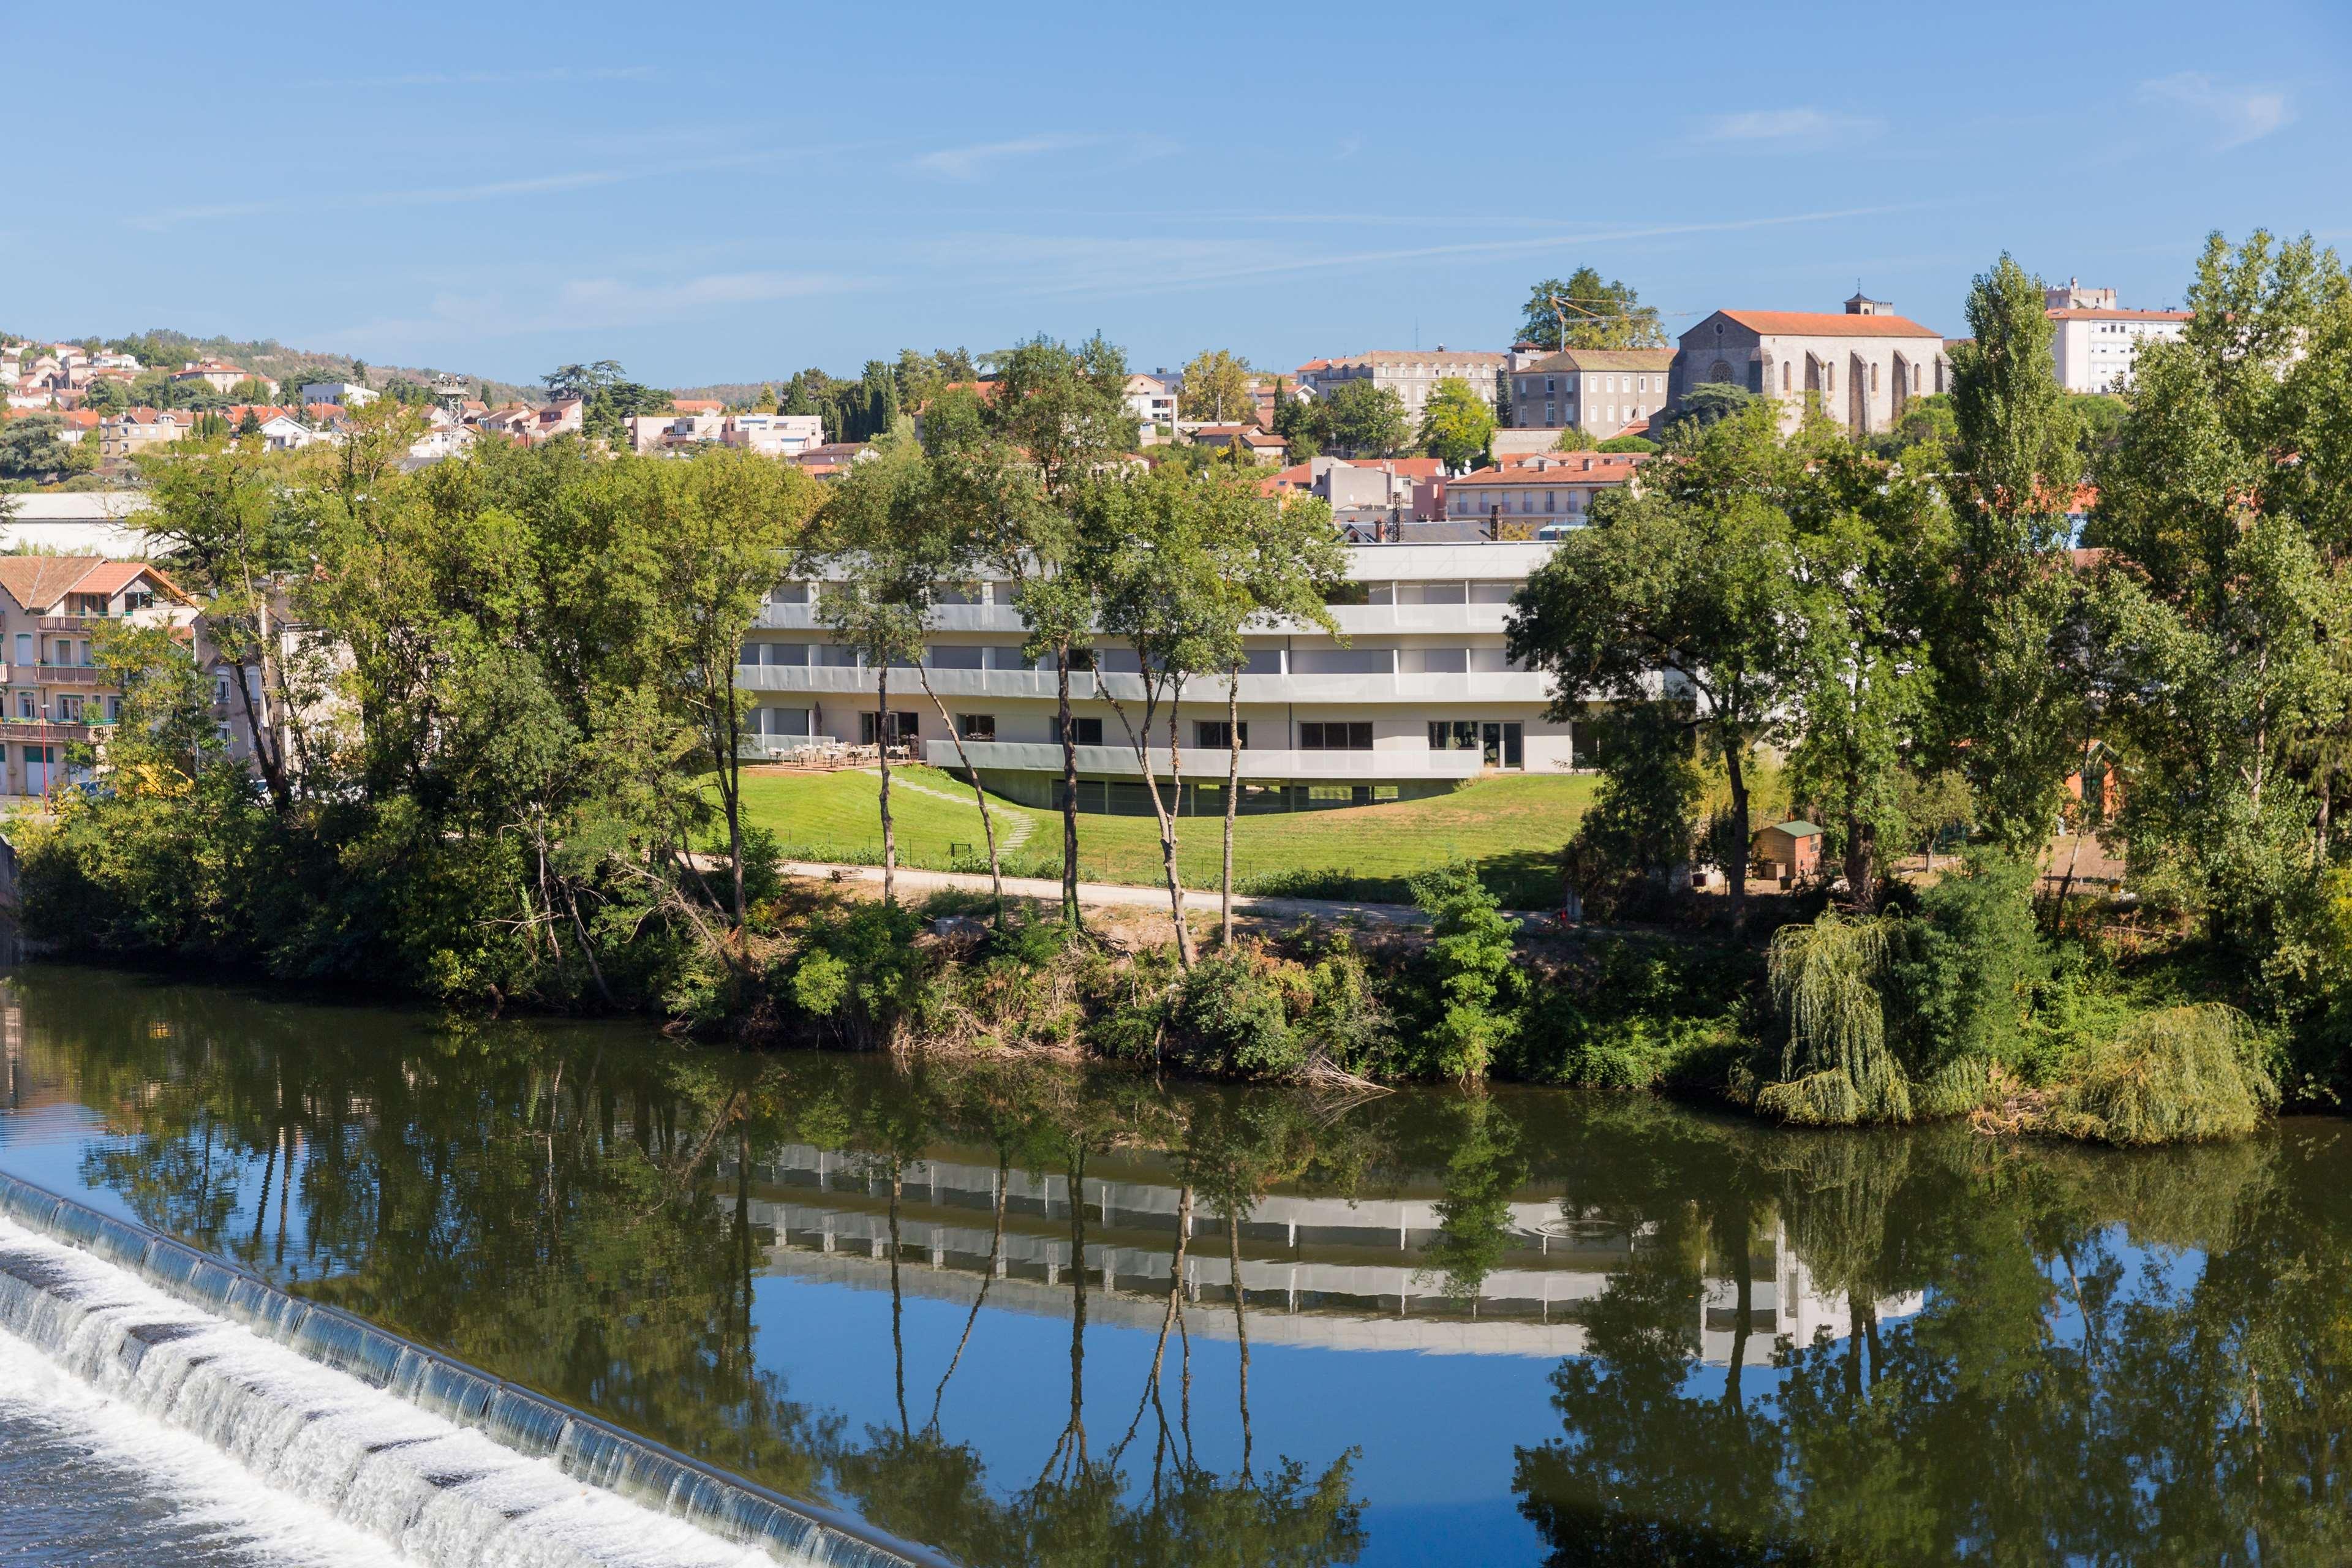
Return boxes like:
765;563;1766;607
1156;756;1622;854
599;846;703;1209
857;769;1036;851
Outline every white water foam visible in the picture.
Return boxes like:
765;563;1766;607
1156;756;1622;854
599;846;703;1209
0;1215;801;1568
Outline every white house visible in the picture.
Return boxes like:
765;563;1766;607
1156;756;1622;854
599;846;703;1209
2043;279;2188;394
299;380;379;408
723;412;824;456
0;492;156;556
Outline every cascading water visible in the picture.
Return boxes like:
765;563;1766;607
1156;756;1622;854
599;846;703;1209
0;1174;948;1568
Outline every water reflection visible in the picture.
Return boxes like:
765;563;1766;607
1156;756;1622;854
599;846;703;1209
0;967;2346;1566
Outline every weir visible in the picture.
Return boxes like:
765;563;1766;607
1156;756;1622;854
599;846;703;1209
0;1171;952;1568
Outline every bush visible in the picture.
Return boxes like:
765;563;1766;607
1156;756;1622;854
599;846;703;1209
1400;861;1523;1081
1166;948;1311;1079
775;901;930;1047
1510;938;1751;1088
1888;854;2049;1079
2054;1004;2279;1145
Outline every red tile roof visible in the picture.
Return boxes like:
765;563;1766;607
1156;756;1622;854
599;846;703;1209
0;558;187;612
1453;452;1648;488
1711;310;1942;339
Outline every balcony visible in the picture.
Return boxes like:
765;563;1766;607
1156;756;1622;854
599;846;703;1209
924;739;1487;782
737;662;1556;706
0;717;104;744
15;665;108;688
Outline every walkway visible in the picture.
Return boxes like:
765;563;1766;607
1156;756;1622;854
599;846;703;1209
782;859;1552;930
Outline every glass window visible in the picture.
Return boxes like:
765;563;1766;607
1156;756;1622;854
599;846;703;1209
1053;716;1104;746
956;713;995;740
769;582;809;605
1194;720;1247;749
1298;722;1373;750
926;645;984;670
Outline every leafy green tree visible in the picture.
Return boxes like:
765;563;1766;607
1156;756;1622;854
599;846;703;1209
0;413;74;479
1178;349;1255;424
1510;404;1809;932
808;438;935;905
1664;382;1754;431
979;333;1135;922
1518;268;1667;350
1317;380;1408;458
1196;477;1344;943
1937;254;2089;856
1417;377;1496;470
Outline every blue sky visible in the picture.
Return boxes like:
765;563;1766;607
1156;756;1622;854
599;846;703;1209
6;1;2345;388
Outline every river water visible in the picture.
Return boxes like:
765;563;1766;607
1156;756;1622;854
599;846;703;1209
0;964;2345;1567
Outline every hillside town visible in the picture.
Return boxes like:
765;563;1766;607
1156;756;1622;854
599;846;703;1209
0;273;2186;805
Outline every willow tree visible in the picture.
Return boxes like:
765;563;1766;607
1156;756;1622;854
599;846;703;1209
1758;910;1908;1125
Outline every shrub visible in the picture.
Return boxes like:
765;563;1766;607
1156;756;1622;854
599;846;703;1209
1509;938;1750;1088
2054;1004;2279;1145
1755;910;1910;1124
1404;861;1523;1082
1888;854;2049;1077
1166;948;1311;1079
776;901;930;1047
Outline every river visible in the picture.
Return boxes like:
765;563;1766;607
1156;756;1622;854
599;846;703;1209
0;964;2344;1567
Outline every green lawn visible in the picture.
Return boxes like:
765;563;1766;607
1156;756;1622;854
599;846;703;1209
736;765;1595;907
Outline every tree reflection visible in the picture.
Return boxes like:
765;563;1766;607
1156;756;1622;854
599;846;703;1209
17;968;2350;1568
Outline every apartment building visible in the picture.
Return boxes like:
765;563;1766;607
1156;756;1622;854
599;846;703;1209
97;407;193;469
1123;372;1179;436
1502;348;1676;437
738;538;1588;813
1296;350;1506;422
2043;279;2188;393
1668;295;1949;436
0;558;195;797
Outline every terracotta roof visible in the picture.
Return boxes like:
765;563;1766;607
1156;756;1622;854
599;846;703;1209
1453;452;1646;488
671;398;724;413
1708;310;1943;339
2047;307;2190;322
1512;348;1676;374
0;557;183;612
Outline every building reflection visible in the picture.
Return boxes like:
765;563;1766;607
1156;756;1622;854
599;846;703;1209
732;1142;1921;1363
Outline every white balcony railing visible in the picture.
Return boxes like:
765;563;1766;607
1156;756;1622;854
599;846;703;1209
736;663;1555;706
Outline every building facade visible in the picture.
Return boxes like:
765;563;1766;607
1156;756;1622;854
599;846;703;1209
1668;296;1950;436
0;559;195;797
737;540;1589;811
1503;348;1675;436
1295;350;1507;423
1445;450;1648;535
2043;279;2188;393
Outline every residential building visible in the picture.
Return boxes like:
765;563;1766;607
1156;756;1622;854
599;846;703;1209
97;407;193;470
627;410;725;453
1124;372;1180;437
672;398;725;417
535;399;585;441
1295;350;1507;423
723;412;825;456
0;559;196;797
299;380;378;408
1444;450;1649;537
2043;278;2188;393
221;405;321;451
739;533;1599;810
1185;424;1286;464
172;360;271;396
1668;295;1950;435
1501;347;1676;440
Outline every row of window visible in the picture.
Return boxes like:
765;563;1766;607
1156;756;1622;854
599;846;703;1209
10;691;118;722
10;634;96;668
763;710;1528;761
741;641;1520;675
1513;373;1656;397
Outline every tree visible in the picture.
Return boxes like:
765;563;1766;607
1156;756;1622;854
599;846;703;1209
1665;383;1754;432
1936;255;2090;856
0;414;74;480
635;449;822;933
1178;350;1255;424
808;439;934;905
1318;381;1409;459
1081;465;1232;965
1417;377;1496;470
1197;478;1344;943
1518;268;1667;351
1510;404;1809;932
2086;231;2352;1015
981;333;1136;924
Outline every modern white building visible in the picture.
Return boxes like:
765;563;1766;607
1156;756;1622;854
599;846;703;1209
0;492;156;557
737;539;1588;809
298;380;378;408
2043;279;2188;393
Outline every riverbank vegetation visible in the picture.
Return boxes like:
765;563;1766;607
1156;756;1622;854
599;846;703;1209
15;236;2352;1145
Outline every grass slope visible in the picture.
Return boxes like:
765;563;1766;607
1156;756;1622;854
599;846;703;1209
737;765;1594;907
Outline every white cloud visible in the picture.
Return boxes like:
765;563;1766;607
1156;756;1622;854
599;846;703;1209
2137;72;2290;149
1692;107;1880;148
912;135;1101;180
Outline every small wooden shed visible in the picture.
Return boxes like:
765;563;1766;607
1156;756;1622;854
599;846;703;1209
1753;820;1824;886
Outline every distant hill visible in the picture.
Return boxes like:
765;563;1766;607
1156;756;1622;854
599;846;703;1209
670;382;777;407
13;326;540;407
